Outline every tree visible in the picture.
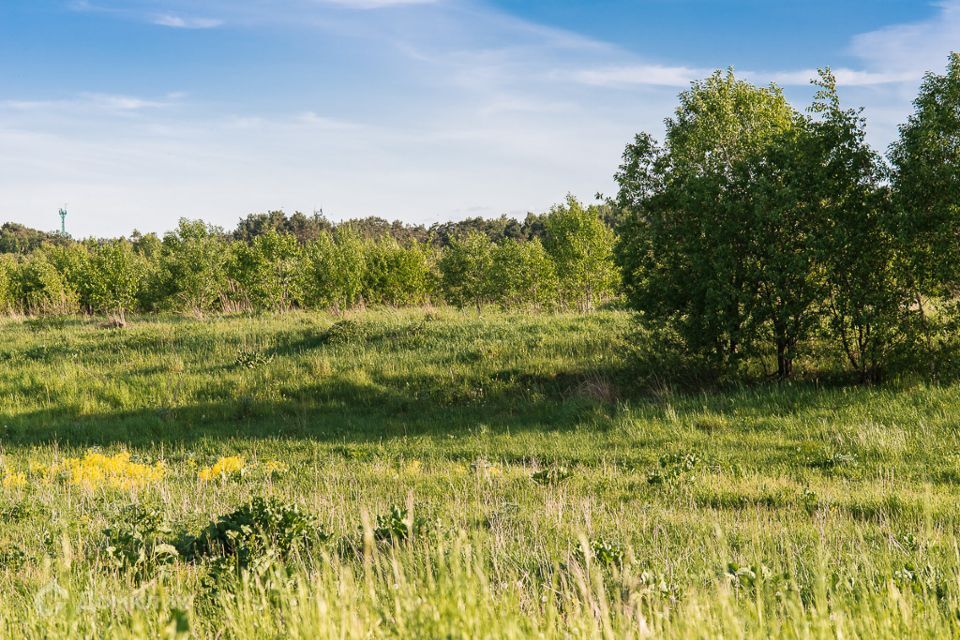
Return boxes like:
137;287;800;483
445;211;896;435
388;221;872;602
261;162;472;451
810;70;908;382
362;239;433;306
0;223;63;254
614;70;796;371
429;216;524;247
889;53;960;303
728;121;826;378
233;210;332;244
86;240;147;322
489;238;558;309
301;228;369;311
543;195;617;312
156;219;230;315
339;217;429;244
13;251;79;315
229;230;304;312
439;231;495;311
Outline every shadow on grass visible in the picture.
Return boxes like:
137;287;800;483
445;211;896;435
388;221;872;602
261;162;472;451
0;368;623;448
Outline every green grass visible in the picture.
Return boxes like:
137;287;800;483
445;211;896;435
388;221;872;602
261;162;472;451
0;308;959;638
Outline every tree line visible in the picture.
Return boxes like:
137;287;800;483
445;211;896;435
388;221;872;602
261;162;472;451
0;197;616;322
4;53;959;383
0;206;611;254
614;54;960;382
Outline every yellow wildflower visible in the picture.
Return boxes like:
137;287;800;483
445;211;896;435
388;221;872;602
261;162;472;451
53;451;165;491
2;472;26;489
198;456;245;481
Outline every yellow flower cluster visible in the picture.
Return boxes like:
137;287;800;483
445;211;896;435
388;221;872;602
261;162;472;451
2;472;26;489
53;451;166;491
198;456;245;481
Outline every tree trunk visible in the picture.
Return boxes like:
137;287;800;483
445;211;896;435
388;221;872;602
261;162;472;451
776;340;792;380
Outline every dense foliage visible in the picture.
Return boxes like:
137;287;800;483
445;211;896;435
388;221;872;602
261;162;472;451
615;56;960;381
0;198;616;316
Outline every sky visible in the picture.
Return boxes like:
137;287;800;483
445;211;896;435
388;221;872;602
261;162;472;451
0;0;957;238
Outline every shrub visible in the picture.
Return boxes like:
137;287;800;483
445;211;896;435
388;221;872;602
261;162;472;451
104;504;179;574
372;505;424;543
13;252;79;315
86;240;147;322
439;232;495;311
363;239;433;306
228;231;305;312
184;497;328;568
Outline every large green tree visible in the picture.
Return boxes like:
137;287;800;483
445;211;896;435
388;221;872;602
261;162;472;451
615;71;796;371
810;71;908;381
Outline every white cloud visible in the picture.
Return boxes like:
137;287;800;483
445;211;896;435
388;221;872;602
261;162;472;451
850;0;960;74
151;14;223;29
746;68;917;87
1;93;178;113
322;0;440;8
567;64;708;88
568;64;919;90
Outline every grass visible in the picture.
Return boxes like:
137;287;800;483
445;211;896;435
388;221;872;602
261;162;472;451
0;308;959;637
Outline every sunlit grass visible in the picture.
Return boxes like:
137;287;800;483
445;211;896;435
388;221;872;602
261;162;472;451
0;308;958;637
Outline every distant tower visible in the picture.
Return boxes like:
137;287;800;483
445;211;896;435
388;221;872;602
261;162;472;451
58;207;67;235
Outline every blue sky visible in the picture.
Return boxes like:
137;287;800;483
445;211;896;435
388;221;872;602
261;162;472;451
0;0;956;237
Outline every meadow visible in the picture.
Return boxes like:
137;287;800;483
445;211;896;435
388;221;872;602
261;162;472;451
0;308;959;638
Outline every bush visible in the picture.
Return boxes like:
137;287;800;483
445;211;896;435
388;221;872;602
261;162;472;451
86;240;146;322
13;252;79;315
490;238;558;309
183;497;329;568
439;231;495;311
104;504;179;575
362;239;433;306
153;219;230;314
228;231;304;312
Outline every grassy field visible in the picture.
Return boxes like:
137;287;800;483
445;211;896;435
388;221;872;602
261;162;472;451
1;308;959;638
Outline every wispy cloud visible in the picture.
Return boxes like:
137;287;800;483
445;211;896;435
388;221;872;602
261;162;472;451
566;64;707;88
151;14;223;29
322;0;441;8
850;0;960;74
567;64;920;89
1;92;181;113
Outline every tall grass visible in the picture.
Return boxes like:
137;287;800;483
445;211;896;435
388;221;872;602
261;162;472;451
0;309;958;637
